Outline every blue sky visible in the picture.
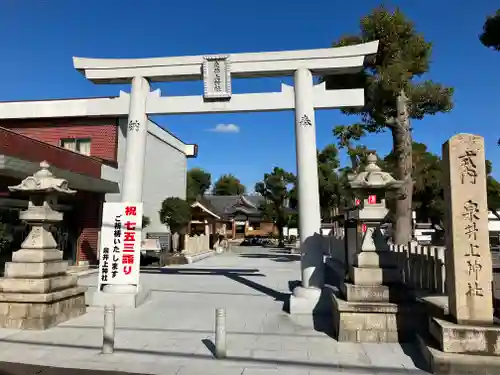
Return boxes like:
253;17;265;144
1;0;499;190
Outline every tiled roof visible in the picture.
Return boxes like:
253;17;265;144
203;195;265;218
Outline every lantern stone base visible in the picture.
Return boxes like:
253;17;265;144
417;333;500;375
0;248;87;330
0;286;86;330
415;316;500;374
330;284;425;343
430;317;500;356
340;282;410;303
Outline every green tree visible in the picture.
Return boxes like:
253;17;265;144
323;6;453;244
480;9;500;51
317;144;343;221
384;144;500;225
333;124;369;173
212;174;246;195
255;168;296;247
159;197;192;234
142;215;151;229
332;124;374;207
480;9;500;147
186;168;211;202
486;160;500;211
289;184;298;210
383;142;444;225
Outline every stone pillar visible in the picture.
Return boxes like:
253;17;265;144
172;232;180;252
443;134;493;324
204;220;210;236
0;161;87;329
416;135;500;373
121;76;151;202
289;68;324;314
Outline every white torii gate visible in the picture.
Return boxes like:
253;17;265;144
73;42;379;314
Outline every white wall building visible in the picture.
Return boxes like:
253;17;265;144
103;118;197;234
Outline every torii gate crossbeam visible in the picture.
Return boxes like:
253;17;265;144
73;41;379;314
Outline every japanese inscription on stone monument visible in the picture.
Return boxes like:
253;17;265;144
442;134;493;324
202;55;231;100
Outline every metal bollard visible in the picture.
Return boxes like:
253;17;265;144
102;305;115;354
214;308;226;359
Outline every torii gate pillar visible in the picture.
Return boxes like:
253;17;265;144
72;41;379;314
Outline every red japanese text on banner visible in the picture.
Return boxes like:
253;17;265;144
97;202;143;290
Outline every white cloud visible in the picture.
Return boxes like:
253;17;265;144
208;123;240;133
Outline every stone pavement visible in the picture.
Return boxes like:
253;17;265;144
0;247;429;375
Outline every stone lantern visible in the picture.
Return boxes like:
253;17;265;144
347;153;403;285
331;154;419;343
0;161;87;330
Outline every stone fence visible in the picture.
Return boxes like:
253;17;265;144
390;242;446;295
182;234;210;255
323;231;447;295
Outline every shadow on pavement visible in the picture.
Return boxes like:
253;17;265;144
139;267;265;277
58;325;338;339
0;338;428;375
0;361;134;375
400;343;429;372
223;275;336;339
224;273;290;312
238;253;300;263
201;339;217;358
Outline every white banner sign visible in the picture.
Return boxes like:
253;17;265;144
98;202;143;290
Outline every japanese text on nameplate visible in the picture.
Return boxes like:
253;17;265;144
213;61;222;92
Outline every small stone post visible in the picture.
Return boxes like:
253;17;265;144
171;232;179;252
102;305;116;354
214;308;227;359
0;161;87;329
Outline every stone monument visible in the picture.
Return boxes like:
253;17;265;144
418;134;500;375
0;161;87;329
331;154;423;342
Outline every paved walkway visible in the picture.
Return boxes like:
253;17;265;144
0;247;428;375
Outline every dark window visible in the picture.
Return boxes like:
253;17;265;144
60;138;92;156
